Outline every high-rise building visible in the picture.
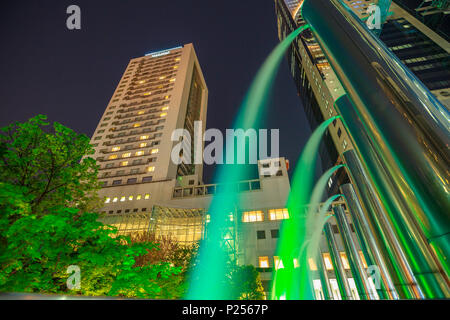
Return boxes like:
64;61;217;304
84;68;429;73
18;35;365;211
393;0;449;39
89;44;208;208
344;0;450;102
274;0;449;299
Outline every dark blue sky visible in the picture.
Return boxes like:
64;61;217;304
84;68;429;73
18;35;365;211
0;0;312;183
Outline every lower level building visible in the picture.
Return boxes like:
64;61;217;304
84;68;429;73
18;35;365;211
98;157;376;299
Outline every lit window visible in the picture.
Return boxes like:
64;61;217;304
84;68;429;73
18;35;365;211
170;78;176;82
274;256;284;270
175;58;180;61
120;196;126;202
122;153;131;158
144;194;150;200
173;66;178;69
109;154;118;160
164;95;169;100
293;258;299;268
136;151;145;156
143;92;151;96
323;253;334;270
111;146;121;152
359;251;368;268
133;123;141;128
128;195;134;201
112;197;118;203
139;142;148;148
140;135;149;140
138;111;145;115
136;194;142;200
161;106;169;111
105;197;111;204
308;258;318;271
340;252;350;270
269;208;289;221
259;256;269;268
120;161;128;166
160;113;167;117
242;211;264;222
147;166;155;172
159;76;166;80
151;148;159;154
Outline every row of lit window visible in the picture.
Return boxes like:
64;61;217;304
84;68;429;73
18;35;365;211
142;83;175;96
108;148;159;160
126;89;172;101
410;63;440;72
110;123;164;137
118;98;170;116
128;60;180;77
118;105;169;121
258;251;367;270
111;142;152;152
135;71;177;85
132;72;177;87
115;110;168;128
94;118;166;140
242;209;289;222
131;56;181;68
390;43;413;51
403;53;447;64
105;193;151;203
111;164;155;171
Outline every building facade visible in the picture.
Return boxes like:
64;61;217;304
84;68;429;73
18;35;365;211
89;44;208;209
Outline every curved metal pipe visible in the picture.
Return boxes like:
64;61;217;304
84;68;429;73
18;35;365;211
338;95;447;297
334;205;375;300
341;183;399;300
317;245;333;300
344;146;425;299
301;0;449;298
324;221;353;299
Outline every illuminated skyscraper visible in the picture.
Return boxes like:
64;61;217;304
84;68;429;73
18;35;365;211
88;44;208;212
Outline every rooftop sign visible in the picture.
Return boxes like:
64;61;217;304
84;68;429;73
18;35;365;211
145;46;182;58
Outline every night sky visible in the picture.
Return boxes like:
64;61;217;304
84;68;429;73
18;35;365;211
0;0;312;183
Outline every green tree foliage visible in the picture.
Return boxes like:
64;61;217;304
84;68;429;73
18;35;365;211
0;116;181;298
0;116;264;299
0;206;180;298
227;264;265;300
0;115;102;215
131;233;199;299
132;235;266;300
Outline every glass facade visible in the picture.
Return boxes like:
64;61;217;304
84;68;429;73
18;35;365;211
380;18;450;90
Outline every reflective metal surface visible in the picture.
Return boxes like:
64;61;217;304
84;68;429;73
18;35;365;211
324;221;353;299
341;183;399;300
317;246;333;300
302;0;449;298
344;149;424;299
334;205;376;299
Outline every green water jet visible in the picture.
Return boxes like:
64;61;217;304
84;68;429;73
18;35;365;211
271;115;340;300
297;165;345;299
186;24;310;300
307;193;343;269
